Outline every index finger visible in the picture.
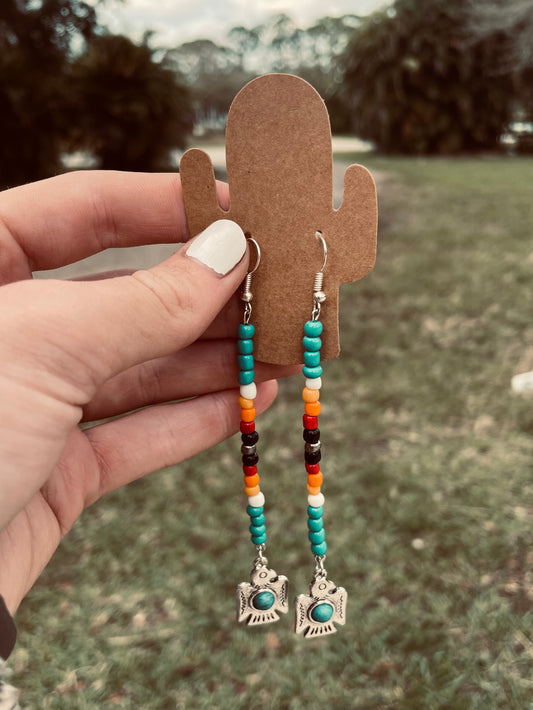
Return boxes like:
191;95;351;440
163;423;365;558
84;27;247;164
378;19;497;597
0;170;229;273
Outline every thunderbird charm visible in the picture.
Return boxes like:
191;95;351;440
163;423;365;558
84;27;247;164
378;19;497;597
237;564;289;626
295;576;347;638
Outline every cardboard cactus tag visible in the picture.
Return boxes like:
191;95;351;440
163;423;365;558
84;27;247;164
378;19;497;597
180;73;377;365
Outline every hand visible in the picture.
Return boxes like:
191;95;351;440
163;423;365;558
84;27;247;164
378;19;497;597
0;170;296;614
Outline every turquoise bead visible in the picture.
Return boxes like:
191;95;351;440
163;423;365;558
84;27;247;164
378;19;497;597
311;541;328;556
249;513;265;527
307;517;324;532
303;365;323;379
302;336;321;352
246;505;264;517
304;321;323;337
238;354;254;371
251;532;267;545
304;351;321;367
307;505;324;519
239;370;255;385
309;529;326;544
238;323;255;339
249;523;266;536
237;339;254;355
252;590;275;610
310;602;334;623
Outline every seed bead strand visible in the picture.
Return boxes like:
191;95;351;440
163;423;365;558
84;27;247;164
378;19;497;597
302;319;327;557
238;322;267;547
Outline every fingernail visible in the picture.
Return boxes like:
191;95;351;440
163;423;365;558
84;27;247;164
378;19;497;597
185;220;246;275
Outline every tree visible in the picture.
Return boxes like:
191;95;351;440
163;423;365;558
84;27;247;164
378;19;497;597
0;0;98;187
167;13;361;131
464;0;533;151
165;39;245;130
70;33;194;170
338;0;514;154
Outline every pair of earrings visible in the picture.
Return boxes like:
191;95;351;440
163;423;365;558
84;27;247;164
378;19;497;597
235;232;347;638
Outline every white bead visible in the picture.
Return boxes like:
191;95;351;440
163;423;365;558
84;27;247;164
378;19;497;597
240;382;257;399
308;492;325;507
305;376;322;390
248;492;265;507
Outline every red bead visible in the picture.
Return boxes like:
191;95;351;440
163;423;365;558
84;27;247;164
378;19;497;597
243;465;258;476
305;462;320;475
303;414;318;430
240;421;255;434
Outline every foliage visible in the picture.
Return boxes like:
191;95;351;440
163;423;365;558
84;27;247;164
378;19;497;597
0;2;193;184
464;0;533;151
166;38;249;130
339;0;514;154
0;0;97;187
166;14;360;131
14;153;533;708
70;33;193;171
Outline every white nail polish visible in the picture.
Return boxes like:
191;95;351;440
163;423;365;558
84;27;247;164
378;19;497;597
186;220;246;275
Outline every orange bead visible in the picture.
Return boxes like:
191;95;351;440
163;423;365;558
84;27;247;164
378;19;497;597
244;473;260;487
305;401;321;416
307;484;321;495
302;387;320;403
245;484;261;497
241;407;256;423
307;472;323;487
239;396;254;409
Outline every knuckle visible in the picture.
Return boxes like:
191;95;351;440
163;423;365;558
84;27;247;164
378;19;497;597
130;267;196;324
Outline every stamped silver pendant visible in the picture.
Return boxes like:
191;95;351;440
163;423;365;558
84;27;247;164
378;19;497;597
237;563;289;626
295;576;347;638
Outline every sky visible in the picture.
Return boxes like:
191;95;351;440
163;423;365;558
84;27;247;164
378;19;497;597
95;0;389;48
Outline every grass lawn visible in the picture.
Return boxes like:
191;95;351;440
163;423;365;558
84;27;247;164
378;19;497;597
12;155;533;709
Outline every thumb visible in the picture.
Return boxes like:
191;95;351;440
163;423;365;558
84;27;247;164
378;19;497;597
5;219;249;395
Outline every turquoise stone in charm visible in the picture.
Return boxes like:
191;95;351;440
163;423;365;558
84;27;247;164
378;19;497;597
310;602;334;623
253;590;275;610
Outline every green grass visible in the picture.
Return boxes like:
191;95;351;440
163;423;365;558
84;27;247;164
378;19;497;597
13;155;533;709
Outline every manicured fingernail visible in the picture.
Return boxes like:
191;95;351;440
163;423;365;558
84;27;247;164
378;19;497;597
185;219;246;275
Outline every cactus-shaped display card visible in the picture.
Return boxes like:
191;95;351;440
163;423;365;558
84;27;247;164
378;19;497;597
180;73;377;365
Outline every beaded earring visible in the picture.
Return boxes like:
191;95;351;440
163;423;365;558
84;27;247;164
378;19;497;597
295;232;347;638
236;238;289;626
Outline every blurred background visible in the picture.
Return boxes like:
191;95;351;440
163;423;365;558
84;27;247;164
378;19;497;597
4;1;533;709
2;0;532;189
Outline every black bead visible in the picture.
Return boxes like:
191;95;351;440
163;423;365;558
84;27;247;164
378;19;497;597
241;431;259;446
303;428;320;444
242;453;259;466
305;449;321;465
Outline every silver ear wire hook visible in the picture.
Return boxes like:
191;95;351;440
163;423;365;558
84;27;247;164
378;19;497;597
312;231;327;321
240;236;261;324
315;230;327;274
